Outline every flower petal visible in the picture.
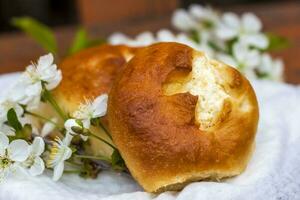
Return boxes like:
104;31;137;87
38;53;54;68
172;9;197;31
240;33;269;49
157;29;176;42
272;59;284;81
242;13;262;32
41;118;57;137
259;53;273;73
92;94;108;118
53;162;64;181
135;32;155;46
29;157;45;176
8;83;26;103
215;25;238;40
108;32;131;45
64;119;80;135
245;49;260;68
7;140;29;162
0;124;15;136
222;12;240;29
14;104;24;118
45;69;62;90
61;146;72;161
0;166;11;180
82;119;90;129
30;137;45;156
189;4;206;18
0;133;9;156
62;133;73;146
26;82;42;97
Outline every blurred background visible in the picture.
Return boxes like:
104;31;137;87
0;0;299;83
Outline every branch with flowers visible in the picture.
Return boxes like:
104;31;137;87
109;5;289;81
0;54;125;182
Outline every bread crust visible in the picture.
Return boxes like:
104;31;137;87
108;42;259;192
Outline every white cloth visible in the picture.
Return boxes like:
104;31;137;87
0;73;299;200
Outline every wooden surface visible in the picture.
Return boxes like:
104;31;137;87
0;1;299;84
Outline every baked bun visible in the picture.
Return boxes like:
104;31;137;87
53;44;139;156
108;42;259;192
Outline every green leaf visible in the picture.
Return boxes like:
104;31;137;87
22;124;33;140
11;17;57;54
190;30;200;43
266;33;290;51
68;27;106;55
111;149;126;170
7;108;22;132
68;28;89;55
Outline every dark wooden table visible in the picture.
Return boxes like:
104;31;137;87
0;0;299;84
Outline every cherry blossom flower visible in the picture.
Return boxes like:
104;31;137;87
47;134;73;181
216;12;268;49
0;133;30;180
71;94;108;129
21;137;45;176
14;53;62;109
172;5;219;32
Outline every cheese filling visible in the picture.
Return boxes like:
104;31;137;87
163;53;230;130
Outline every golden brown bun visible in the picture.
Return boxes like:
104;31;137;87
54;44;139;112
108;42;259;193
53;44;139;156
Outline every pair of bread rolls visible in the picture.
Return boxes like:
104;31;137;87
54;42;259;193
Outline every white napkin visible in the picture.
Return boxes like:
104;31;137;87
0;73;299;200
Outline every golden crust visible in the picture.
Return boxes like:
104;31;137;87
108;42;259;192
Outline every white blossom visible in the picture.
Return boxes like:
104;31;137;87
172;4;220;32
216;12;268;49
21;137;45;176
217;43;260;79
108;5;283;82
14;53;62;109
47;134;73;181
189;5;219;28
72;94;108;128
0;133;30;180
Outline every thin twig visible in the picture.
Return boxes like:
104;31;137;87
74;154;111;163
88;131;117;150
